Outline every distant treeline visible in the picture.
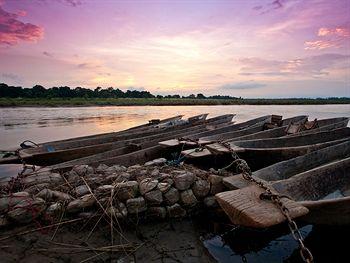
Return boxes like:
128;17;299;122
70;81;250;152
0;83;235;100
0;83;349;106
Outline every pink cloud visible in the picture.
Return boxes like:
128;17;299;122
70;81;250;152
304;40;339;50
305;25;350;50
318;27;350;37
239;53;350;76
0;6;44;46
16;10;27;17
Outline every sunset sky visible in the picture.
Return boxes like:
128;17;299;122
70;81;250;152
0;0;349;98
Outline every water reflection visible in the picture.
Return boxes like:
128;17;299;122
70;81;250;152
203;223;312;263
200;215;350;263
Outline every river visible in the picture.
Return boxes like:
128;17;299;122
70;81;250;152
1;104;349;149
0;104;349;262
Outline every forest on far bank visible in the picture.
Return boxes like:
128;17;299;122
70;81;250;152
0;83;349;106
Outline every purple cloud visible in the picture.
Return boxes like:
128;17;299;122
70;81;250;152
60;0;83;7
43;51;53;57
256;0;300;14
0;6;44;46
239;54;350;76
77;62;101;69
219;81;266;90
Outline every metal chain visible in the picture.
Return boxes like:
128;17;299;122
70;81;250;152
217;141;314;263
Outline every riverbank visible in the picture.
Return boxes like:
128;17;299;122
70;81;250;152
0;217;216;263
1;97;349;107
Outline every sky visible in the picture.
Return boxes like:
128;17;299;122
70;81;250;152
0;0;349;98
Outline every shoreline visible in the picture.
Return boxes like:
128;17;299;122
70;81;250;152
1;98;350;107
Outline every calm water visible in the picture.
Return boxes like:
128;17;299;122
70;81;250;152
1;104;349;149
0;104;349;262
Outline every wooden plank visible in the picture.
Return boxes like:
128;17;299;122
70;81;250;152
205;143;246;154
215;185;309;228
205;143;230;154
181;148;212;158
158;139;180;147
223;174;251;190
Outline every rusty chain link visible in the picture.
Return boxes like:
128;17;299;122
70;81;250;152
217;140;314;263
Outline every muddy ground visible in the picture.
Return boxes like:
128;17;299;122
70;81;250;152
0;216;216;263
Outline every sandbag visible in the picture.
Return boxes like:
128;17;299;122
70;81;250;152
7;197;46;224
36;189;73;202
66;194;95;213
0;192;30;213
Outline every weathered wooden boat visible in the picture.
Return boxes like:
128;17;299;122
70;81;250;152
45;116;235;170
186;116;349;159
285;117;349;137
201;127;350;170
49;116;309;171
0;114;234;166
180;115;310;158
197;115;308;144
216;155;350;227
159;115;275;147
47;115;277;171
223;140;350;190
0;114;182;164
22;114;208;151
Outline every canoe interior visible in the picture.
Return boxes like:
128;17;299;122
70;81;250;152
198;115;307;144
158;114;272;147
272;157;350;202
256;140;350;181
223;141;350;190
285;117;349;137
184;115;271;141
273;157;350;225
230;127;350;149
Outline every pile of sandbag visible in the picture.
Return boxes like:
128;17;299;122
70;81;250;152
0;158;226;227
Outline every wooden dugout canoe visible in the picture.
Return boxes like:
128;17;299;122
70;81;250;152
193;116;349;159
19;114;207;152
45;115;235;170
0;114;182;164
223;140;350;190
180;115;309;158
61;115;302;170
197;115;308;144
285;117;349;137
216;155;350;227
1;114;234;166
204;127;350;170
159;115;275;147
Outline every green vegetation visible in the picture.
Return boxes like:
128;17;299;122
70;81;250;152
0;97;349;107
1;82;349;106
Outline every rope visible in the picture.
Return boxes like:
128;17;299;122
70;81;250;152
167;137;205;166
